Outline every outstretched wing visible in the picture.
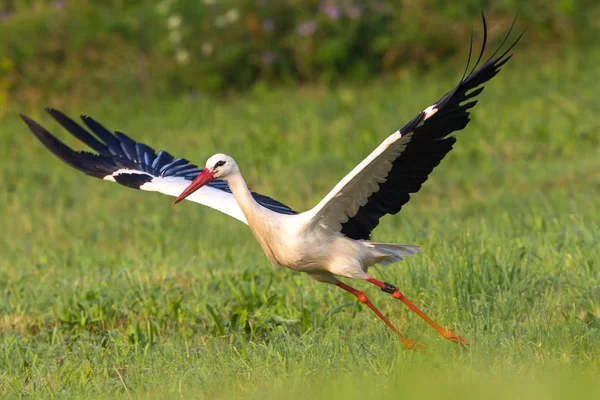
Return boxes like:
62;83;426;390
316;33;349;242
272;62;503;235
21;109;296;223
307;14;524;239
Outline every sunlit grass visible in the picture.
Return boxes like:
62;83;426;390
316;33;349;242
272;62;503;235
0;49;599;398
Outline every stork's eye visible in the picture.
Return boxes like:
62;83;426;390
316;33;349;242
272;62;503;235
214;160;226;169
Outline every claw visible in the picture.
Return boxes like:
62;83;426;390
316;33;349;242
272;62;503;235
404;339;426;352
442;328;469;347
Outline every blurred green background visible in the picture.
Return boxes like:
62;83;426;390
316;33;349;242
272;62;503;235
1;1;599;399
0;0;599;107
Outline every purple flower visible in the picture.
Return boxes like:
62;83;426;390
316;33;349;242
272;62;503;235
262;19;274;31
372;1;394;14
53;0;66;10
346;5;364;19
297;21;316;37
320;2;341;20
261;51;277;65
0;10;12;23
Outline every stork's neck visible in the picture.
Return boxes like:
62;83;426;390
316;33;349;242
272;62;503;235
226;169;281;268
226;171;262;222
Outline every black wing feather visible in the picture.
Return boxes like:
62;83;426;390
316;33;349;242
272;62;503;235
81;115;124;154
340;14;523;240
21;109;296;215
46;109;109;156
151;150;175;170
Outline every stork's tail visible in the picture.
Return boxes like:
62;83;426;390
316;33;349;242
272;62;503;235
367;242;420;266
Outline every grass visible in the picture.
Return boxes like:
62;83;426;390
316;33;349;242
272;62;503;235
0;47;599;398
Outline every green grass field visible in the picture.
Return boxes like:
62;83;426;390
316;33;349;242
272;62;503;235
1;48;599;398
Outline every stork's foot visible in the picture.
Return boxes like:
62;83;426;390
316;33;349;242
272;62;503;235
367;278;469;348
441;328;468;347
403;338;426;352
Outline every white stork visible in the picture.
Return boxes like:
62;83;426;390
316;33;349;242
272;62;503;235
21;15;522;349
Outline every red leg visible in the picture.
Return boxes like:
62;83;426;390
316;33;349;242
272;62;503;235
336;281;423;350
367;277;468;346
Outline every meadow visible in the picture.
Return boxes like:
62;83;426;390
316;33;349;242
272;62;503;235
0;46;599;398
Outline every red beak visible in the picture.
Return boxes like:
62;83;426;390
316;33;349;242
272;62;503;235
173;168;215;204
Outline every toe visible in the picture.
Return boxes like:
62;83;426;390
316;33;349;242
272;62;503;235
442;328;469;346
404;339;426;352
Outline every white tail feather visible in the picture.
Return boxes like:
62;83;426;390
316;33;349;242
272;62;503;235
366;242;420;266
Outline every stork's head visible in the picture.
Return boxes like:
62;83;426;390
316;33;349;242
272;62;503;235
173;153;237;204
205;153;238;179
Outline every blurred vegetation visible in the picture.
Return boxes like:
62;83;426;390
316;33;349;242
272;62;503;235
0;0;598;105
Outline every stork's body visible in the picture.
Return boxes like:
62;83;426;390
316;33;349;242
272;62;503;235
21;15;523;349
174;154;431;348
223;166;416;282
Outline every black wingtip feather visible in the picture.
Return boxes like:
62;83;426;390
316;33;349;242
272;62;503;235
46;108;109;155
466;12;488;78
20;113;108;178
20;113;36;127
340;16;523;240
460;31;474;83
80;115;125;156
485;12;520;64
23;109;297;215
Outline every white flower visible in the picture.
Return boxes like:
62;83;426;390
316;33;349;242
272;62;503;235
225;8;239;23
169;30;182;44
176;49;189;65
168;14;182;29
155;0;175;15
201;41;213;56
